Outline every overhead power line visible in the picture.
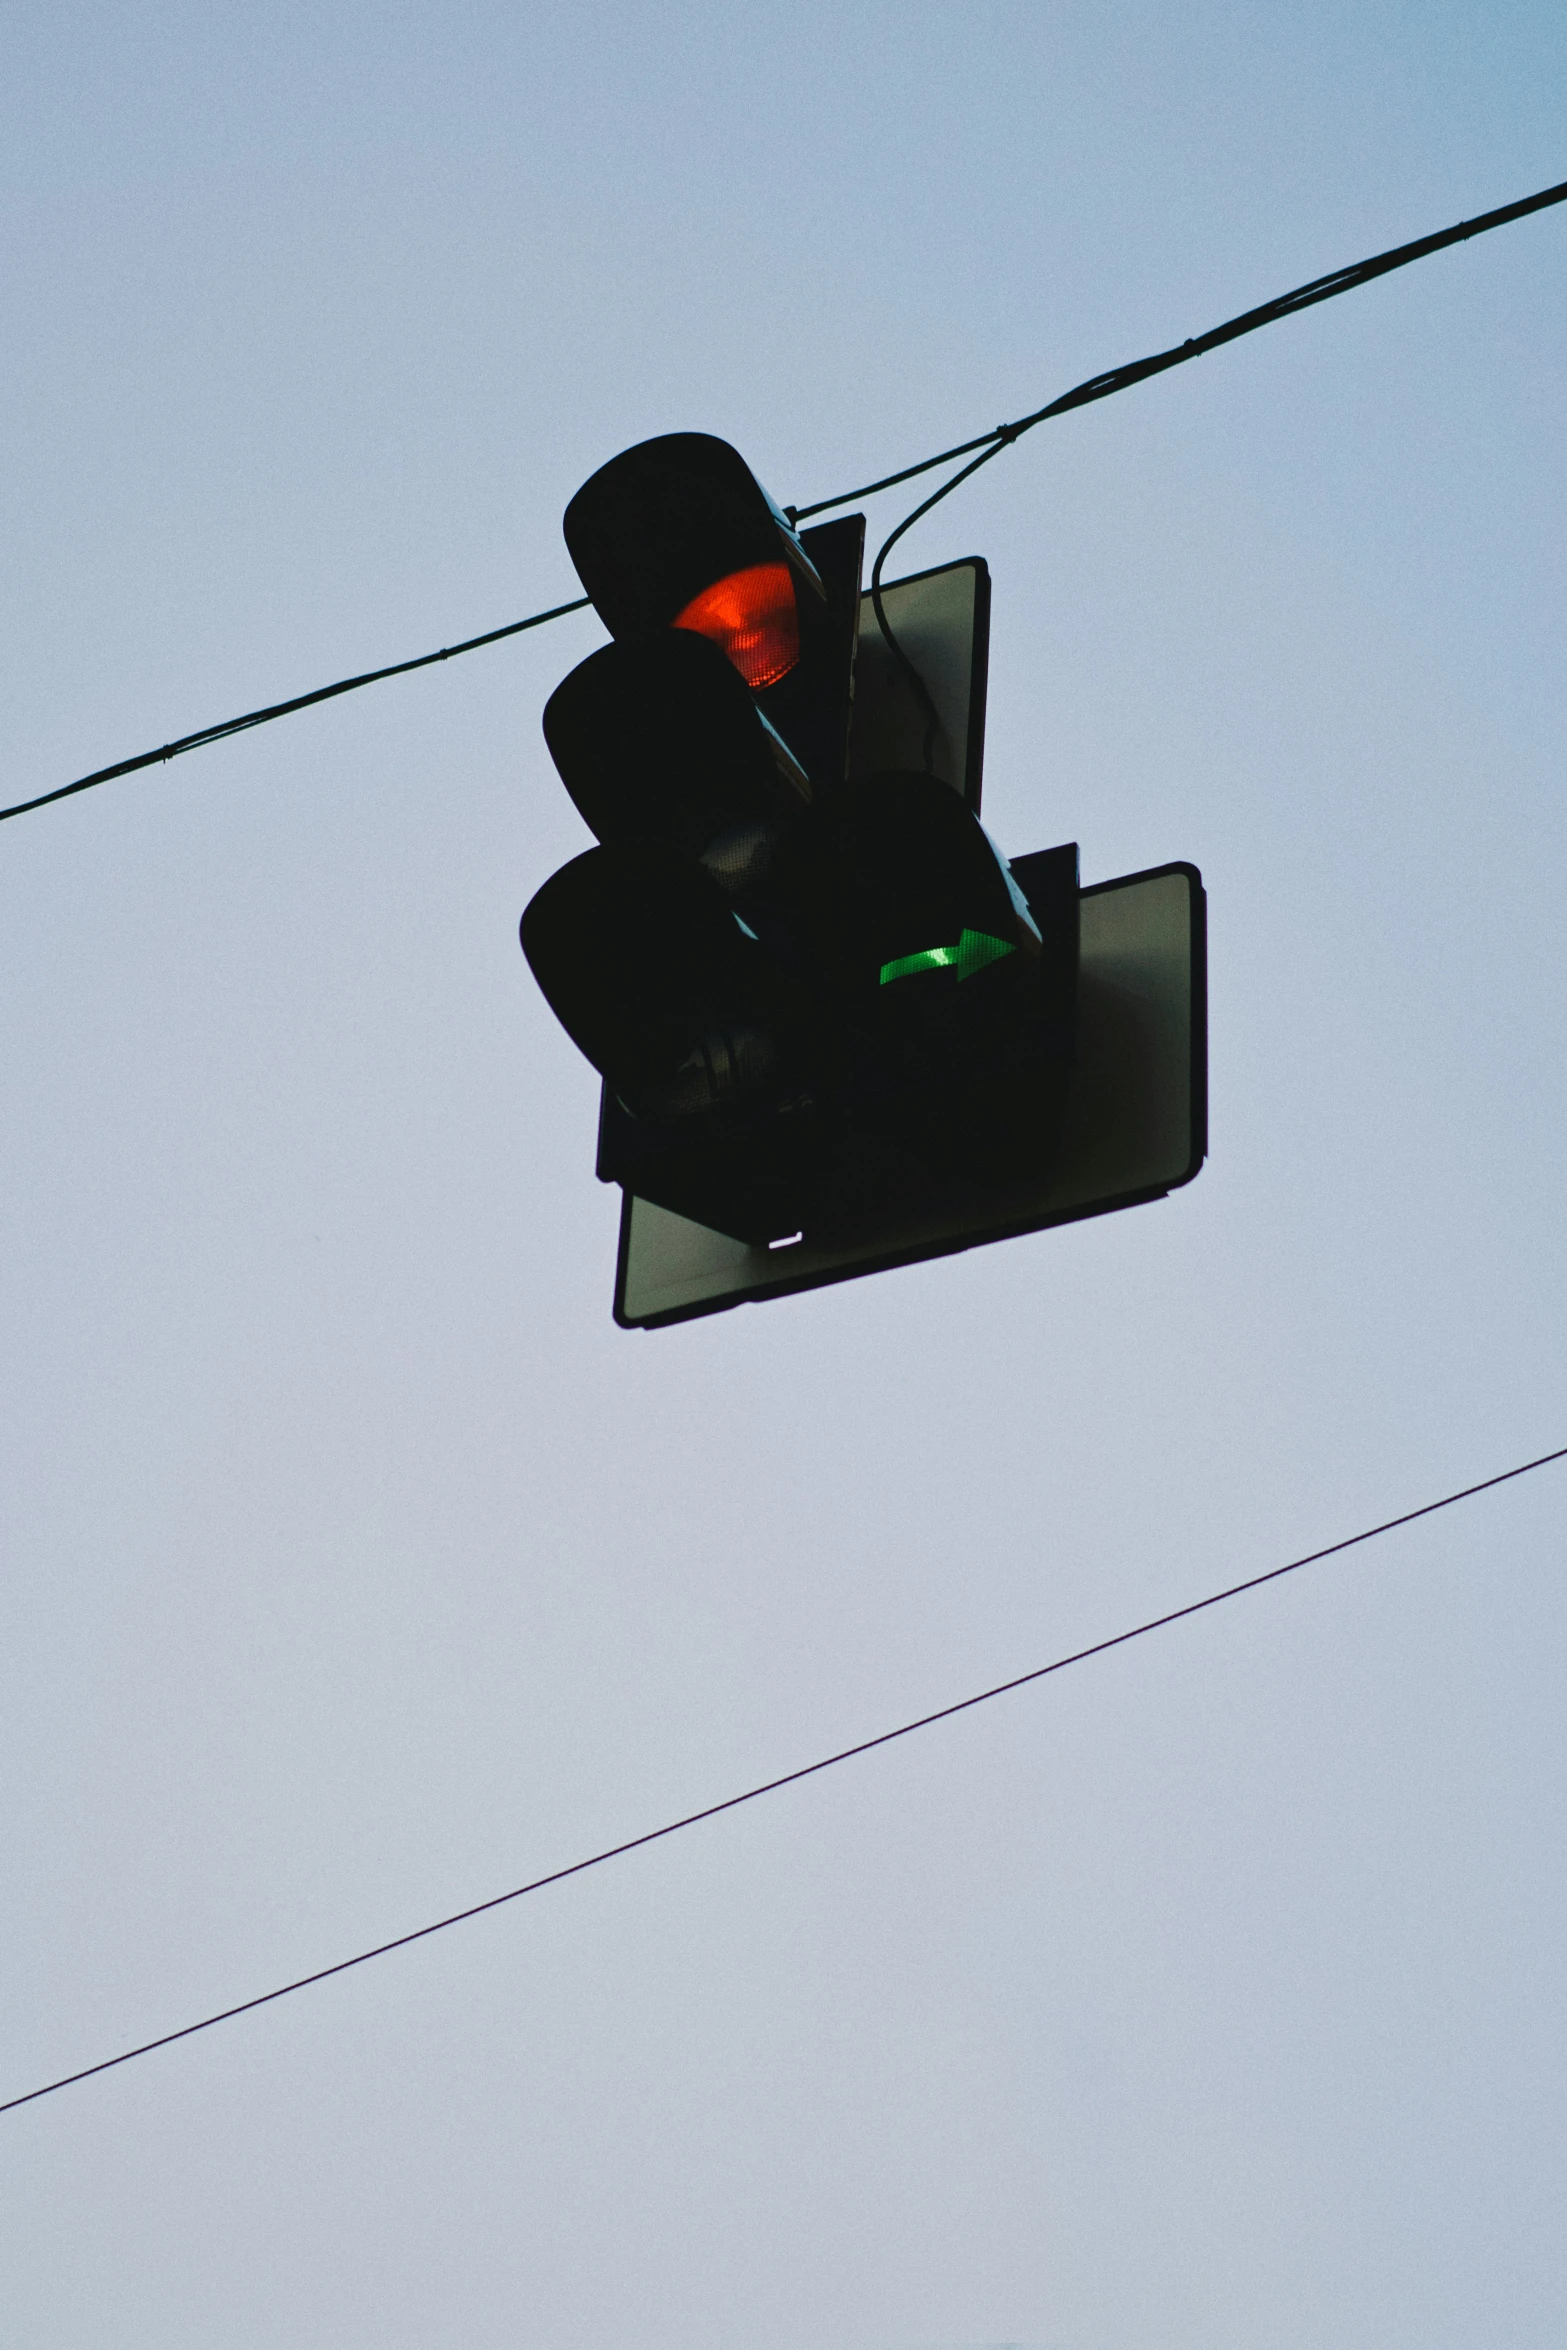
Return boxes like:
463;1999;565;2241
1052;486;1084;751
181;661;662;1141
4;1440;1562;2121
3;171;1565;832
0;597;592;828
793;167;1567;525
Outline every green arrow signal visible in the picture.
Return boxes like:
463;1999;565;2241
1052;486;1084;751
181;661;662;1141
879;928;1017;986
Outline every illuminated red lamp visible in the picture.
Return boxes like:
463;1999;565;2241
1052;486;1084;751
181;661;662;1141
674;562;799;691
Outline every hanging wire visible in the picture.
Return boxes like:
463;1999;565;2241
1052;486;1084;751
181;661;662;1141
5;171;1565;827
868;437;1013;773
0;598;590;827
847;170;1567;773
3;1439;1564;2120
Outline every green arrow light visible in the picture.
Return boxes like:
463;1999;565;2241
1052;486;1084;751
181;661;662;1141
879;928;1016;986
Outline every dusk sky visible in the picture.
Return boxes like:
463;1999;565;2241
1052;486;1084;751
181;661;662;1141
4;7;1566;2345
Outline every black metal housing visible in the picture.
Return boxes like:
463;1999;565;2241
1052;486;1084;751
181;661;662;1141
564;432;822;638
543;631;809;866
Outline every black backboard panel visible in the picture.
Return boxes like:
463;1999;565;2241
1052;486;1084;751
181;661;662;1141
613;859;1206;1329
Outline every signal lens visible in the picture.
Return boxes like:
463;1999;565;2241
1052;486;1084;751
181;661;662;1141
674;563;800;690
879;930;1016;986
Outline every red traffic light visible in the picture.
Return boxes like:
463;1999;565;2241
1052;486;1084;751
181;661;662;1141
563;432;822;642
673;561;799;690
560;430;863;793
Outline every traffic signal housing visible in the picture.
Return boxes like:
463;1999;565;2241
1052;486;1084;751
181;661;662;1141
561;431;863;789
517;432;1197;1321
522;433;870;1242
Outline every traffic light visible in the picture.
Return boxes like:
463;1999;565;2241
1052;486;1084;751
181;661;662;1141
519;430;1086;1274
616;851;1206;1329
560;430;863;789
521;434;864;1241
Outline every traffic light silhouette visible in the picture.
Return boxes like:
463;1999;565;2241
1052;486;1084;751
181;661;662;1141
520;431;1079;1253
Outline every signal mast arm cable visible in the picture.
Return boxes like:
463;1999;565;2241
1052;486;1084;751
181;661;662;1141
3;171;1564;829
3;1440;1562;2120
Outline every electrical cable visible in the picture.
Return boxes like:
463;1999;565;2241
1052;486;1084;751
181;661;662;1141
869;442;1002;774
3;1440;1562;2121
0;598;590;827
3;172;1564;830
796;169;1567;523
852;170;1567;766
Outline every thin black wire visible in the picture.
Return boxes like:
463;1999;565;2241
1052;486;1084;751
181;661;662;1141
798;168;1567;524
789;427;1010;524
869;439;1010;773
4;1440;1562;2122
5;169;1565;830
0;597;591;827
853;170;1567;760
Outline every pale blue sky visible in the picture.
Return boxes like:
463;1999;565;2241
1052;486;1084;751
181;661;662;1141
3;7;1566;2345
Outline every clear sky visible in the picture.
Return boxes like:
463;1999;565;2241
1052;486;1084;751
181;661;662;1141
3;6;1565;2345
